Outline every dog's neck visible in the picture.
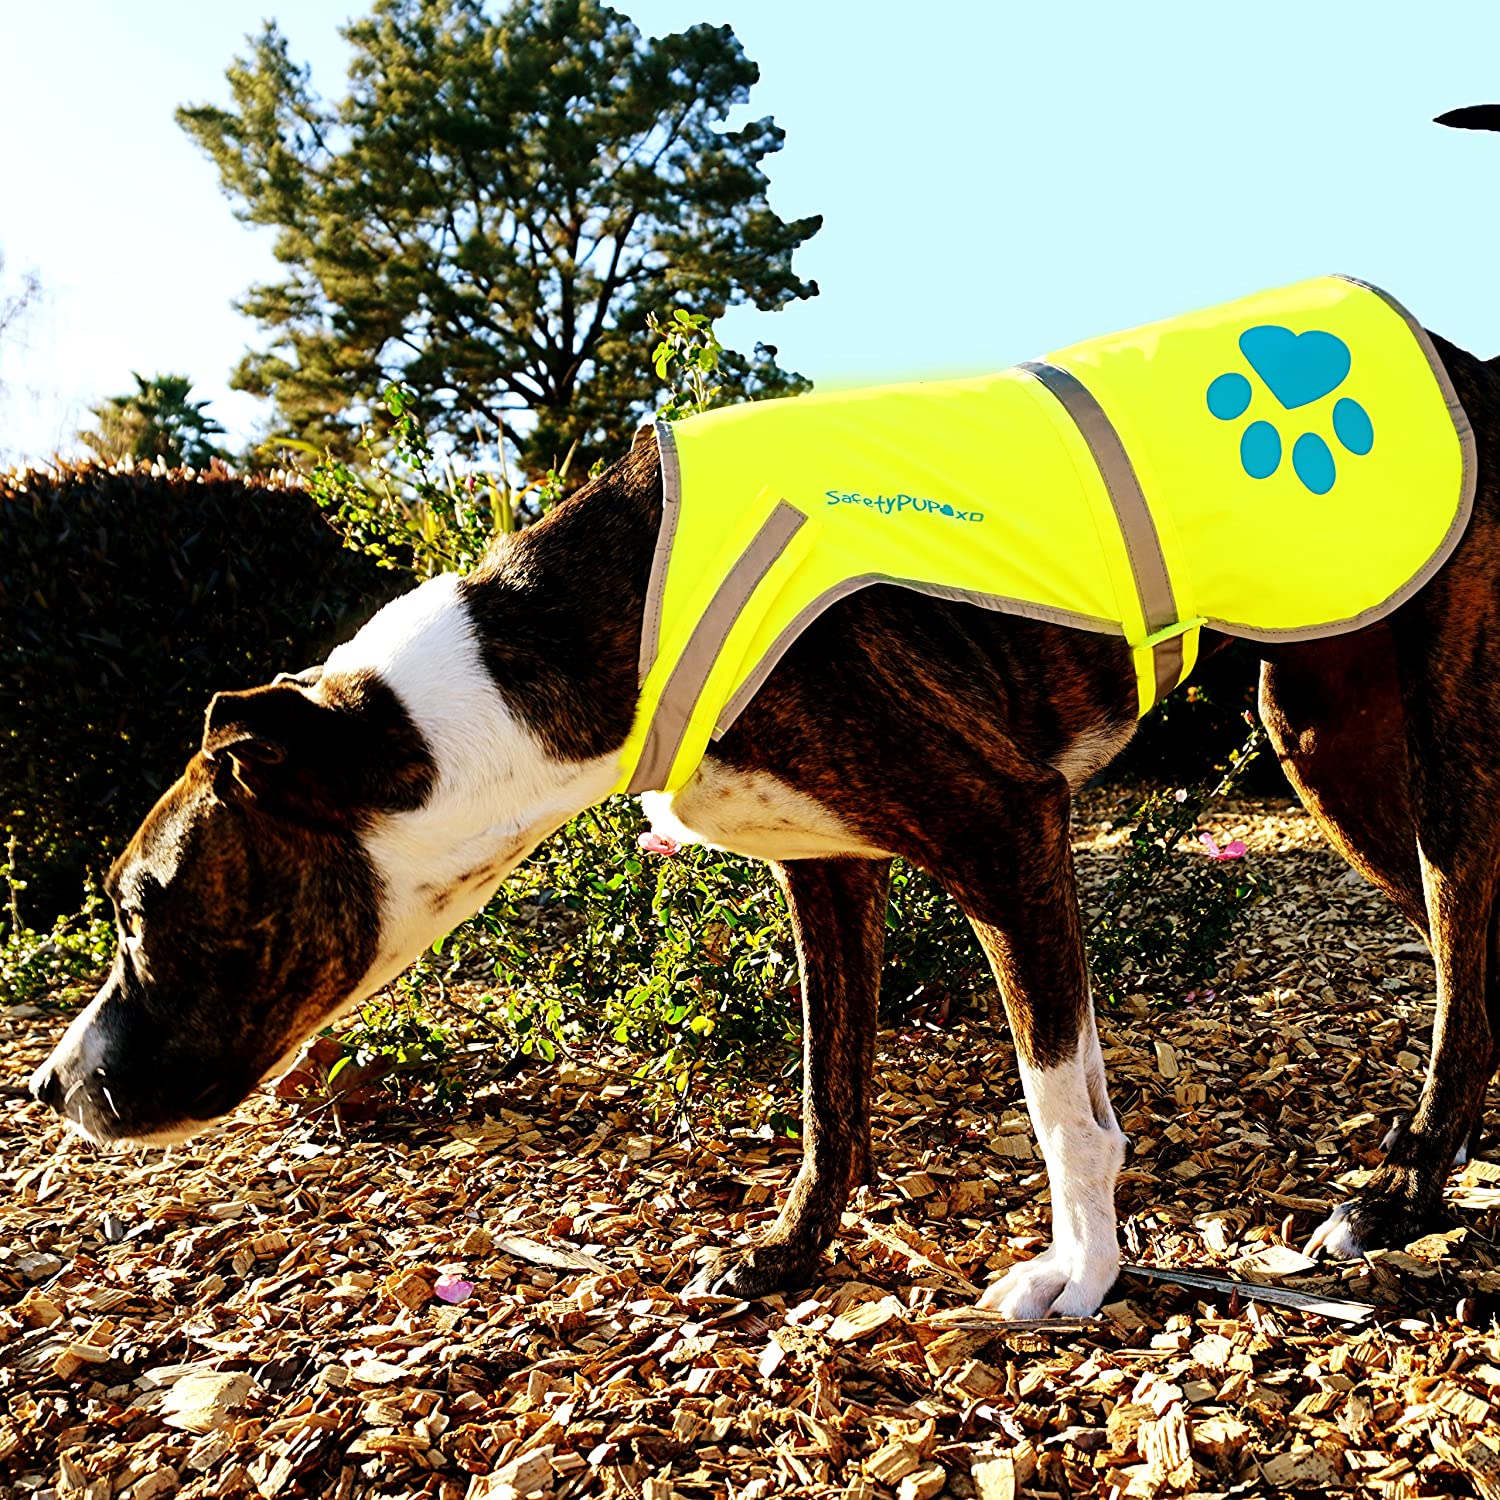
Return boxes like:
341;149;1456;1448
320;438;664;986
458;432;663;765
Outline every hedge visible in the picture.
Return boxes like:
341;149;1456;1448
0;462;407;921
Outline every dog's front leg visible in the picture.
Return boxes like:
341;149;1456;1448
946;781;1127;1317
689;856;891;1299
979;1003;1126;1316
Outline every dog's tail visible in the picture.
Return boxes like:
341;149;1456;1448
1436;104;1500;132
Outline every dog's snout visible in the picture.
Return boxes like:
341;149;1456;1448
28;996;257;1143
28;1061;63;1112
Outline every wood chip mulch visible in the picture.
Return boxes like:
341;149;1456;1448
3;795;1499;1500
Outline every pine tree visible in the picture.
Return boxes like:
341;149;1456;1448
179;0;821;475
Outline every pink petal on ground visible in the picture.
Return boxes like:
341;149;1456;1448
1199;832;1222;857
434;1275;474;1304
1222;840;1247;859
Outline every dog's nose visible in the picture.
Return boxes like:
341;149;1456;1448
28;1062;63;1112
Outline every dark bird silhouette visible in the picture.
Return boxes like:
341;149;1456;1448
1436;105;1500;131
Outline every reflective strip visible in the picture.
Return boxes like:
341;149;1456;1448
626;500;808;794
638;421;682;680
1020;360;1182;709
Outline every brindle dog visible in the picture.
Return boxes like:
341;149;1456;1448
30;116;1500;1318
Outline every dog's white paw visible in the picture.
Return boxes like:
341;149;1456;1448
1305;1202;1367;1261
977;1243;1116;1319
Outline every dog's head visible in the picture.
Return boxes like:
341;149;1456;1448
27;670;435;1142
28;574;619;1144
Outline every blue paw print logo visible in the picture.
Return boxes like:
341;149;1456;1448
1206;326;1374;495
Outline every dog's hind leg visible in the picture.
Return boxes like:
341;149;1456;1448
941;777;1127;1317
1291;603;1500;1256
1261;634;1494;1169
689;856;891;1299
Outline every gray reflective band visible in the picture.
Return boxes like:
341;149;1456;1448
627;500;808;794
639;421;682;680
1020;360;1183;706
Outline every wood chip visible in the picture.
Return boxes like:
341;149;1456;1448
972;1452;1033;1500
856;1217;982;1295
828;1294;905;1343
866;1440;923;1484
898;1462;946;1500
161;1372;254;1434
895;1171;936;1199
1260;1447;1343;1488
492;1232;612;1274
1231;1244;1319;1276
16;1288;64;1328
383;1267;433;1311
1142;1405;1193;1488
1430;1424;1500;1500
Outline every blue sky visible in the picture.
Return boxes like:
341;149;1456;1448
2;1;1497;463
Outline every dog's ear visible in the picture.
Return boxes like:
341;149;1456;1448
203;683;333;770
1436;104;1500;132
202;677;435;816
202;682;362;821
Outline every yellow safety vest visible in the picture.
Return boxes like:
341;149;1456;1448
617;275;1475;795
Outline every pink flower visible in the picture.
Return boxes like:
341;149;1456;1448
637;831;681;856
1199;833;1247;861
434;1274;474;1304
1173;788;1189;803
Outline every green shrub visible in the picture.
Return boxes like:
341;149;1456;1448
403;798;801;1117
1086;725;1268;1002
300;383;574;579
881;860;992;1015
0;461;406;922
1;837;114;1009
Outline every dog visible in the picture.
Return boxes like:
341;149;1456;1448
30;132;1500;1322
